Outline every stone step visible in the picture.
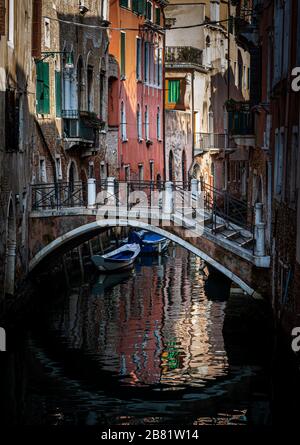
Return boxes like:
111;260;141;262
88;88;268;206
225;230;241;240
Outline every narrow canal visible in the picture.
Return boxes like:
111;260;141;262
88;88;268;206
0;246;282;427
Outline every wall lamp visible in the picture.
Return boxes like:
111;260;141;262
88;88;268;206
41;51;74;69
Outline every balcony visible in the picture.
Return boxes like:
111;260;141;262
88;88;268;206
226;101;255;147
194;133;235;156
165;46;204;70
62;110;105;149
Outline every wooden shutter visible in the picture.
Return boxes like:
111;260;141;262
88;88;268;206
155;7;160;25
132;0;138;13
55;70;62;117
36;61;44;113
43;62;50;114
168;80;180;103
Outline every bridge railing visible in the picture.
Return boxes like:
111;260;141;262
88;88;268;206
31;181;87;210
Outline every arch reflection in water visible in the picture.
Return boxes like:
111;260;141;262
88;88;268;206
50;248;229;389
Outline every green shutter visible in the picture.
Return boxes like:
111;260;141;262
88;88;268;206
120;0;128;7
146;1;151;20
43;62;50;114
121;32;126;77
36;61;44;114
155;7;160;25
168;80;180;103
55;70;62;117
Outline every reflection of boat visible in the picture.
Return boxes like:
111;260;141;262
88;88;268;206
92;270;133;296
128;230;170;254
91;243;140;272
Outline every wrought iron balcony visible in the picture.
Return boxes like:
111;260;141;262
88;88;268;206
194;133;233;154
165;46;203;67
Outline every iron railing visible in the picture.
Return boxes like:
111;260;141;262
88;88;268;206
194;133;231;151
31;181;87;210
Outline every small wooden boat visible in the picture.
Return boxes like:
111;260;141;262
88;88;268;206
91;243;140;272
128;230;170;254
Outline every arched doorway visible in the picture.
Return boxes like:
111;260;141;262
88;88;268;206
4;197;16;296
182;150;187;187
169;150;174;182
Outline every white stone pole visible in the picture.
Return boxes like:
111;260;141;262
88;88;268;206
163;181;174;214
87;178;96;208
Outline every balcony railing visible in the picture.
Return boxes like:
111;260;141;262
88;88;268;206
194;133;232;151
63;117;95;143
165;46;203;67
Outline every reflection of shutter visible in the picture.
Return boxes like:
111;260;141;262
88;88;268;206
36;61;44;113
121;32;126;77
137;0;146;16
155;7;160;25
55;70;62;117
43;62;50;113
132;0;138;13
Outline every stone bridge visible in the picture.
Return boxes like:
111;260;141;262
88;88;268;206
28;178;270;298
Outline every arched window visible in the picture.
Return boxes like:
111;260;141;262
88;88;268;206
77;56;85;111
87;64;94;112
145;105;149;140
169;150;174;181
137;104;142;140
156;107;161;140
99;58;106;121
121;101;127;141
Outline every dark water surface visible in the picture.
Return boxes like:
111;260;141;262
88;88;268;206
0;247;273;426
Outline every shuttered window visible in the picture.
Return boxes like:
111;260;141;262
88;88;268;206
120;32;126;78
120;0;128;8
136;38;142;80
36;61;50;114
138;0;146;15
132;0;139;13
146;1;152;20
155;7;160;25
168;80;181;103
55;70;62;117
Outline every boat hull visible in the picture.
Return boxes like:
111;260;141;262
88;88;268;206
91;243;140;272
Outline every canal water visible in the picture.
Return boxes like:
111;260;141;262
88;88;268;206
0;246;274;426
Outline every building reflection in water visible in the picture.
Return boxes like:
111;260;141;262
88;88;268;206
50;249;229;389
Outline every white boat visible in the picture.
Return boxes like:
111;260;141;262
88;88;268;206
91;243;141;272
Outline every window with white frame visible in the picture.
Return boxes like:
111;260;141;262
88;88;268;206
145;105;149;140
137;104;142;140
125;165;130;181
55;155;62;180
8;0;14;46
121;101;127;141
144;41;150;83
149;160;154;181
156;107;161;140
138;164;144;181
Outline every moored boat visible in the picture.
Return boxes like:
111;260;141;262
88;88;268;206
128;230;170;254
91;243;140;272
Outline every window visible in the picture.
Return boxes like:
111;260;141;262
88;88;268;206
146;1;153;21
125;165;130;181
55;156;62;180
120;32;126;78
55;70;62;117
136;37;142;80
238;62;243;89
168;79;180;103
120;0;129;8
5;89;19;151
36;61;50;114
156;107;161;140
144;105;149;140
8;0;14;46
149;161;154;181
132;0;139;13
138;164;144;181
121;101;127;141
144;41;149;83
275;128;284;196
100;69;105;120
155;7;160;25
39;158;47;183
157;47;162;87
87;65;94;111
44;18;50;48
137;104;142;140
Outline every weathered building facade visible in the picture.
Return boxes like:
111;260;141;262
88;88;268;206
165;0;251;194
33;0;112;192
109;0;166;182
0;0;37;299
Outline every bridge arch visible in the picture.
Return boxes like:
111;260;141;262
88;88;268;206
29;219;256;296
